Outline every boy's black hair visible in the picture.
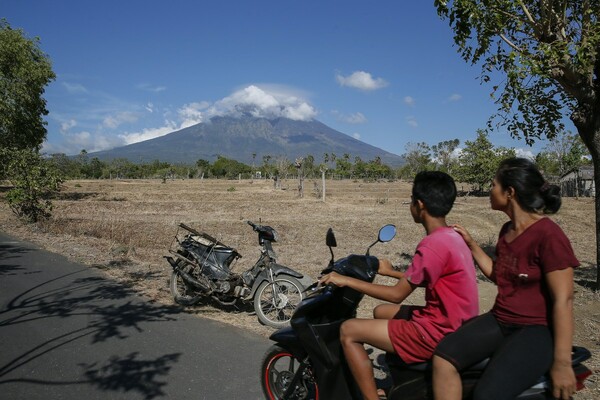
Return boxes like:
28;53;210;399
412;171;457;217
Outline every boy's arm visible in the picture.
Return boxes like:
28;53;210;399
319;271;416;304
378;258;405;279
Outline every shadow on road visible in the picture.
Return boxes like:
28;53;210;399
0;256;183;399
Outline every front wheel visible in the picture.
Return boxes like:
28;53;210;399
261;345;318;400
254;276;303;328
169;259;203;305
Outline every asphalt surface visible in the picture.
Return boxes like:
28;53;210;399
0;231;272;399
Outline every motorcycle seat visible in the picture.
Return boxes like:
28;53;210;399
385;353;489;373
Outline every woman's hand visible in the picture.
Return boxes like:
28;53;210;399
550;361;576;400
319;271;348;287
450;224;475;249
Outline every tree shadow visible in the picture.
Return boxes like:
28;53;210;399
0;243;41;276
80;352;181;399
49;192;99;200
574;264;598;290
0;265;183;398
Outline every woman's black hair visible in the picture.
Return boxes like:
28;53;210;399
495;157;561;214
412;171;457;217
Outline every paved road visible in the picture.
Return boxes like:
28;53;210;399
0;232;271;399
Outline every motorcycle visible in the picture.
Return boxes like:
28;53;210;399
260;225;593;399
165;221;312;328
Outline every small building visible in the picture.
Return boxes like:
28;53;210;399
560;166;595;197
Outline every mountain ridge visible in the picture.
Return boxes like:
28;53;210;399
88;116;404;167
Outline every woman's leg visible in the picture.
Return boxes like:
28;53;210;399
340;318;395;400
433;313;504;400
472;325;553;400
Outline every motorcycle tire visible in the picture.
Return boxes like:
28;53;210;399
254;276;303;328
169;259;203;306
261;345;318;400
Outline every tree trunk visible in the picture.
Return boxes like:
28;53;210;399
573;125;600;290
592;154;600;290
574;115;600;290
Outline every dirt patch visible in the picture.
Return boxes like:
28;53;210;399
0;178;598;398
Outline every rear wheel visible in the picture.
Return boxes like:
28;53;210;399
254;276;303;328
261;345;318;400
169;259;203;305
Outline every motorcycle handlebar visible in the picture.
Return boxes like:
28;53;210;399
247;220;258;230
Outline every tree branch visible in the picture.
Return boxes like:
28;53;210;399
500;33;524;53
517;0;542;37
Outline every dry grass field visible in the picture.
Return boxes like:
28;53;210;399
1;178;598;398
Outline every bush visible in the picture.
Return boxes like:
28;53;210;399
1;148;63;223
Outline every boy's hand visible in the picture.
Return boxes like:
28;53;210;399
319;272;348;287
378;259;395;277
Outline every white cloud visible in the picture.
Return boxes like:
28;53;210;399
332;110;367;124
208;85;317;121
49;84;319;153
103;111;139;129
63;82;88;94
119;120;178;145
179;101;210;129
406;116;418;128
352;133;361;140
404;96;415;106
515;148;535;159
60;119;77;133
335;71;389;91
137;83;167;93
448;93;462;102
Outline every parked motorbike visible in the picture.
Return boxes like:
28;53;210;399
165;221;311;328
261;225;593;399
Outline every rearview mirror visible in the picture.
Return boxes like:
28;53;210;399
326;228;337;247
378;224;396;243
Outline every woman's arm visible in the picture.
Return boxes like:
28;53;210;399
451;224;494;279
319;271;416;304
546;267;576;400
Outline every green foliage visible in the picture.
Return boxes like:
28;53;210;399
435;1;600;144
455;130;515;192
535;131;591;177
211;156;251;179
431;139;460;173
1;148;63;222
399;142;432;179
0;20;56;153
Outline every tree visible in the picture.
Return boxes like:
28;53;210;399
456;130;499;192
2;148;63;222
400;142;431;179
537;131;591;177
0;20;55;153
436;1;600;288
431;139;460;173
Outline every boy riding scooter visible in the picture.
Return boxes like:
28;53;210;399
320;171;479;400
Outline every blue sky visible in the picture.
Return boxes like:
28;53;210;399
4;1;568;159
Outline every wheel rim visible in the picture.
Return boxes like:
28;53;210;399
264;352;316;400
174;263;196;300
259;280;302;324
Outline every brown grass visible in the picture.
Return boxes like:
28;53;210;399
1;178;598;398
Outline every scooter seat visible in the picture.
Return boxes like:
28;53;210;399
385;353;490;373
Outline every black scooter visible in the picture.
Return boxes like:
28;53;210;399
260;225;593;399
